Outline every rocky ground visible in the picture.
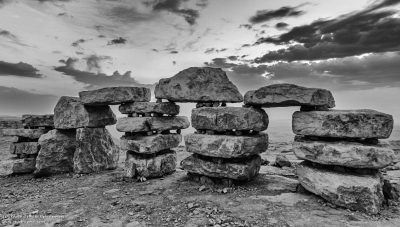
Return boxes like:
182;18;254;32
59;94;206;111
1;143;400;227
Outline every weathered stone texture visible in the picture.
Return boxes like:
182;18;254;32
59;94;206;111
121;134;182;154
22;114;54;128
244;84;335;108
9;142;40;155
292;110;393;139
125;151;176;178
191;107;268;131
116;116;190;132
73;128;119;174
54;96;116;129
155;67;243;103
383;170;400;201
0;119;22;129
0;128;48;139
119;102;180;116
79;87;151;105
0;158;36;176
184;133;268;158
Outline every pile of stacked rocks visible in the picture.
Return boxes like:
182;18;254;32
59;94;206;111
0;115;53;175
155;67;269;185
116;89;189;180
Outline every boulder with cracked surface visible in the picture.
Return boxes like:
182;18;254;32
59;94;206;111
116;116;190;132
9;142;40;155
0;128;49;139
121;134;182;154
79;87;151;105
125;150;177;178
119;102;180;116
22;114;54;128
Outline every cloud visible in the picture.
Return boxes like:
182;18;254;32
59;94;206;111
72;39;86;47
0;61;42;78
249;6;304;24
0;29;17;39
204;48;227;54
255;0;400;62
147;0;201;25
84;55;112;72
275;22;289;29
107;6;156;23
107;37;127;45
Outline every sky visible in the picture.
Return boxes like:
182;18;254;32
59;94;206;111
0;0;400;128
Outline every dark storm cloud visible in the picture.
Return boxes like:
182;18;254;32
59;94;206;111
0;29;16;39
108;6;155;23
0;61;42;78
204;48;227;54
249;6;304;24
107;37;127;45
255;0;400;62
275;22;289;29
146;0;200;25
84;55;112;72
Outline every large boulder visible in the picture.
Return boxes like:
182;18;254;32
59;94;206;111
293;137;394;169
244;84;335;108
0;158;36;176
191;107;269;132
0;128;49;139
119;102;180;116
125;150;176;178
121;134;181;154
79;87;151;105
9;142;40;155
292;110;393;139
54;96;116;129
116;116;190;132
297;162;384;214
34;129;77;176
184;133;268;158
73;128;119;174
181;154;261;181
155;67;243;103
22;114;54;128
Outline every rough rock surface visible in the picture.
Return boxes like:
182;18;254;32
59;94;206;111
54;96;116;129
389;140;400;163
191;107;269;131
119;102;180;116
184;133;268;158
116;116;190;132
35;129;77;176
9;142;40;155
0;128;48;139
181;154;262;181
293;137;394;169
121;134;182;154
79;87;151;105
0;119;22;129
73;128;119;174
297;162;384;214
125;150;176;178
383;170;400;201
0;158;36;176
22;114;54;128
244;84;335;108
292;110;393;139
274;154;292;167
155;67;243;103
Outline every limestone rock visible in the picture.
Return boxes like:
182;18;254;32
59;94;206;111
293;137;394;169
0;128;49;139
35;129;77;176
0;119;22;129
184;133;268;158
274;154;292;167
155;67;243;103
79;87;151;105
73;128;119;174
22;114;54;128
0;158;36;176
119;102;180;116
383;170;400;201
297;162;384;214
191;107;268;131
54;96;116;129
389;140;400;163
121;134;181;154
244;84;335;108
292;110;393;139
116;116;190;132
125;150;176;178
181;154;262;181
9;142;40;155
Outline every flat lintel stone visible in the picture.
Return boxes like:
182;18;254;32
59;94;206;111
121;134;182;154
292;109;393;139
9;142;40;155
0;128;49;139
79;87;151;105
116;116;190;133
119;102;180;115
244;83;335;108
184;133;268;158
22;114;54;128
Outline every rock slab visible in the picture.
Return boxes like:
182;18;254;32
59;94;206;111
0;119;22;129
119;102;180;116
22;114;54;128
54;96;116;129
74;128;119;174
0;158;36;176
155;67;243;103
244;84;335;108
185;133;268;158
293;137;394;169
9;142;40;155
0;128;49;139
383;170;400;201
181;154;262;181
125;151;176;178
121;134;181;154
35;129;77;176
79;87;151;105
116;116;190;132
292;110;393;139
297;162;384;214
191;107;269;131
